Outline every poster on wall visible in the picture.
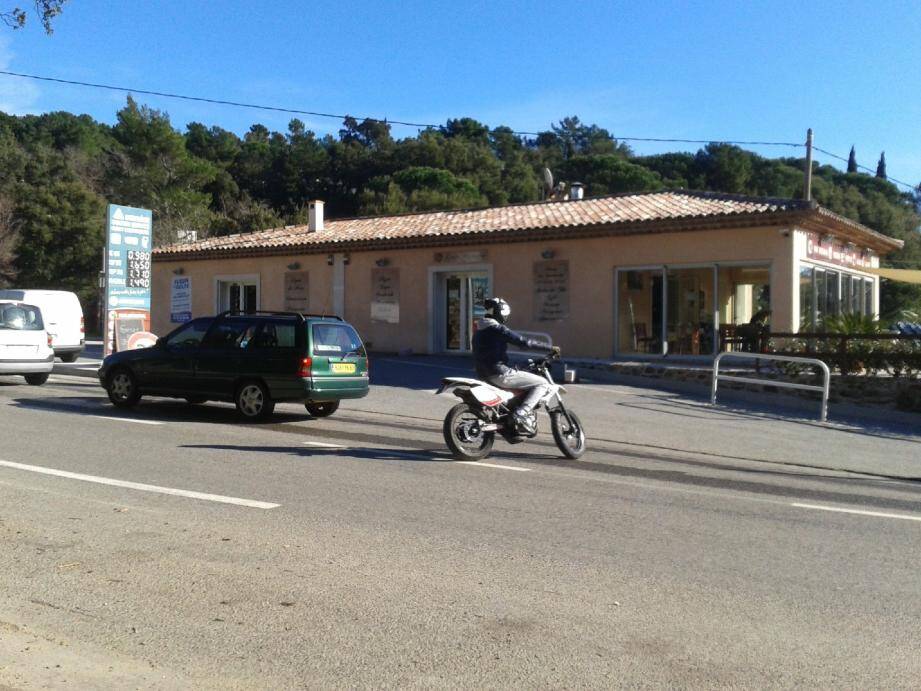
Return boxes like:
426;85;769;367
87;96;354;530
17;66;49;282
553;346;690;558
284;271;309;312
533;260;569;321
371;268;400;323
105;204;152;356
170;276;192;323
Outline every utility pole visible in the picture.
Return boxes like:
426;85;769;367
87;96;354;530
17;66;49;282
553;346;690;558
803;128;814;202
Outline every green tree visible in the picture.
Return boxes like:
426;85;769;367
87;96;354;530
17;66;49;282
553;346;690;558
847;146;858;174
108;98;217;244
12;180;104;304
876;152;887;179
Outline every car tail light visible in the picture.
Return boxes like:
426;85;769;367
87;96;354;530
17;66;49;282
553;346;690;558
47;333;53;348
298;357;312;377
80;316;85;334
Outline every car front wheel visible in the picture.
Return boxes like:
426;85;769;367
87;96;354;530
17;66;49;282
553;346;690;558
24;373;49;386
107;368;141;408
235;381;274;421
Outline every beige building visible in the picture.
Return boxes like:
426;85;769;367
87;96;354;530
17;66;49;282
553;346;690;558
151;190;902;359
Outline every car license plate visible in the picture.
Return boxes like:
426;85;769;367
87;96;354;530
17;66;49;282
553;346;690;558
331;362;356;374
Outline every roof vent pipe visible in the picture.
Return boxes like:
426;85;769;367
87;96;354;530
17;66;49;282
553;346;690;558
569;182;584;201
308;200;324;232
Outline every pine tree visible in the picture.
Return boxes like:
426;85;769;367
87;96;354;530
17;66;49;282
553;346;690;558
876;152;887;179
847;146;858;174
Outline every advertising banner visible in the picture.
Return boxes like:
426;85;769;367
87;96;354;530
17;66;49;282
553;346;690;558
170;276;192;323
105;204;152;356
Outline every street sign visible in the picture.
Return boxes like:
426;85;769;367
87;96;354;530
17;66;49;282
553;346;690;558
105;204;152;356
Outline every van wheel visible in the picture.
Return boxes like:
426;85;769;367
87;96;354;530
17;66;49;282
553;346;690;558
305;401;339;418
107;368;141;408
235;381;274;421
60;353;78;363
24;373;49;386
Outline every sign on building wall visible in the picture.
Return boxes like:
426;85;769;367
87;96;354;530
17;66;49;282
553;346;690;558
371;268;400;323
105;204;152;356
284;271;309;312
170;276;192;323
533;260;569;321
806;232;873;269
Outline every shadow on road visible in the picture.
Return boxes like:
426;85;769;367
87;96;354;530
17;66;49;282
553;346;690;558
11;396;325;426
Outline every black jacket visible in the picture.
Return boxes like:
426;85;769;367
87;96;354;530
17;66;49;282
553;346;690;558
472;317;552;378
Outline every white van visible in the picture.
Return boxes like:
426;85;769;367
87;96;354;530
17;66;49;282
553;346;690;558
0;290;84;362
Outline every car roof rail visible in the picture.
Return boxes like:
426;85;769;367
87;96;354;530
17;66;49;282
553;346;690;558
301;313;344;321
217;310;306;322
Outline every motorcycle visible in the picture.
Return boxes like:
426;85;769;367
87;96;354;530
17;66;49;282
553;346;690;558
436;351;586;461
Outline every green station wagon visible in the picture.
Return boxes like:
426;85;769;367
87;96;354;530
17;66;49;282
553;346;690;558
99;311;369;420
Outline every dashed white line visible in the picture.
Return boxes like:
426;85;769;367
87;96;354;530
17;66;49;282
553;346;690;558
0;459;279;509
792;503;921;523
302;441;346;449
455;461;531;472
97;416;163;426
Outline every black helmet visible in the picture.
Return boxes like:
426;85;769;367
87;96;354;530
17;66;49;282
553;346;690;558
483;297;511;324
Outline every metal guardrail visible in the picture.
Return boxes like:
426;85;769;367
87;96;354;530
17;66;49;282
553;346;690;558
711;352;831;422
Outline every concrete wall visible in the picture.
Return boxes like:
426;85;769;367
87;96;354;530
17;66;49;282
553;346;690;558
152;225;794;359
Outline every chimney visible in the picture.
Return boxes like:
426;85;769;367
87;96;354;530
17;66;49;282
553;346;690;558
569;182;584;201
308;200;324;232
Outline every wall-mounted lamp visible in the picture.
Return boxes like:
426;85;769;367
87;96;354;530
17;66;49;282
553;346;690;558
327;254;335;266
287;261;301;271
172;267;185;275
541;249;556;260
375;258;390;267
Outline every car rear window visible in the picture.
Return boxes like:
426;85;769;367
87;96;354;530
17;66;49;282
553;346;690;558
0;303;44;330
312;323;365;357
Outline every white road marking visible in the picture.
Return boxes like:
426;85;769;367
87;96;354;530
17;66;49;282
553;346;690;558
97;416;163;426
303;441;346;449
791;503;921;523
456;461;531;472
0;459;279;509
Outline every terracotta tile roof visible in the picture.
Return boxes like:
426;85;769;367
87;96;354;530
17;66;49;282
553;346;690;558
153;189;901;260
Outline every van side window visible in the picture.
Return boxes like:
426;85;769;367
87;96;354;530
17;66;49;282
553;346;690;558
165;318;212;348
252;321;297;349
204;319;257;350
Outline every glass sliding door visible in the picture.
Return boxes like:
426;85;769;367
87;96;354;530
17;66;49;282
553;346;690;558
665;267;715;355
617;268;664;355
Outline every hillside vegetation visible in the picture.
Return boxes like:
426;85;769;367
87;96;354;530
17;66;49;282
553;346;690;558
1;99;919;318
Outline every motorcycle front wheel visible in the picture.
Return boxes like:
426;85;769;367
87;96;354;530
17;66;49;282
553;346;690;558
550;409;586;459
443;403;495;461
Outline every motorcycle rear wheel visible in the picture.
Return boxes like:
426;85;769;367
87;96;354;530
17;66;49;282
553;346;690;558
443;403;495;461
550;409;586;459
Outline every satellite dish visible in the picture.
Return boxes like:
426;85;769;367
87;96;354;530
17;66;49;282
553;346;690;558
542;167;554;193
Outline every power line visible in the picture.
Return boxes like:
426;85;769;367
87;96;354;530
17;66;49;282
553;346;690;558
813;145;917;192
0;68;803;147
1;69;916;190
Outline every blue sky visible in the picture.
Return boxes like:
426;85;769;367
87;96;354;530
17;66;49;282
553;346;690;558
2;0;920;189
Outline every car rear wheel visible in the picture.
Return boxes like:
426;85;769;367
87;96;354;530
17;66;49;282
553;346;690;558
107;368;141;408
235;381;274;421
60;353;78;363
305;401;339;418
24;373;49;386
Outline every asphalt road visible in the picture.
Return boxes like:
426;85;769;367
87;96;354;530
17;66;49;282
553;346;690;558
2;354;921;688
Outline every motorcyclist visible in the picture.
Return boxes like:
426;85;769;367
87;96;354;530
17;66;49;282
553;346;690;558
472;297;559;434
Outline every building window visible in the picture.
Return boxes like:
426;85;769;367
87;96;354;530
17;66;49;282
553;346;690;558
666;267;716;355
216;276;259;313
617;269;664;355
799;266;815;329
